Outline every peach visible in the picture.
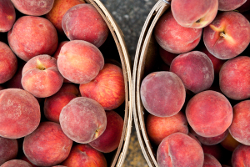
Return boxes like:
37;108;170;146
62;144;107;167
53;41;69;60
45;0;85;33
154;10;202;54
21;54;64;98
157;132;204;167
0;0;16;32
59;97;107;144
171;0;218;28
220;56;250;100
11;0;54;16
0;88;40;139
229;100;250;145
56;83;80;96
62;4;109;47
79;63;125;110
231;144;250;166
220;132;240;152
218;0;247;11
146;112;189;146
8;16;58;61
202;144;224;162
57;40;104;84
203;11;250;60
140;71;186;117
0;159;33;167
0;41;18;84
186;90;233;137
44;92;76;123
170;51;214;93
89;110;123;153
23;121;73;166
203;154;222;167
159;46;178;66
0;136;18;165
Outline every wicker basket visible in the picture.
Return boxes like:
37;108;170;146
132;0;171;166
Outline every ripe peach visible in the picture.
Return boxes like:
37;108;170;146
171;0;218;28
0;41;18;84
8;16;58;61
89;110;123;153
53;41;69;60
62;144;107;167
203;154;222;167
220;132;240;152
59;97;107;144
11;0;54;16
0;137;18;165
23;122;73;166
157;132;204;167
0;159;33;167
170;51;214;93
21;54;64;98
46;0;85;33
146;112;189;146
218;0;247;11
0;88;40;139
0;0;16;32
219;56;250;100
62;4;109;47
79;63;125;110
140;71;186;117
154;11;202;54
231;144;250;166
229;100;250;145
203;11;250;60
186;90;233;137
57;40;104;84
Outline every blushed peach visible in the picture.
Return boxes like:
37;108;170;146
140;71;186;117
0;0;16;32
0;159;32;167
231;144;250;166
0;136;18;165
203;154;222;167
186;90;233;137
218;0;247;11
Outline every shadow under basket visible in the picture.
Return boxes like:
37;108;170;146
132;1;171;167
85;0;133;166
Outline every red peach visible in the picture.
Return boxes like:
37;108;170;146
0;88;40;139
0;159;32;167
218;0;247;11
231;144;250;166
23;122;73;167
202;144;224;162
8;16;58;61
79;63;125;110
56;83;80;96
203;154;222;167
0;136;18;165
159;47;178;66
62;4;109;47
0;0;16;32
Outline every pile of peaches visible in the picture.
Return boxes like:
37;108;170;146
141;0;250;166
0;0;125;166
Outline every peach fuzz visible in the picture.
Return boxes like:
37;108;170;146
62;144;107;167
154;10;202;54
140;71;186;117
229;100;250;145
220;56;250;100
146;112;189;146
46;0;85;33
218;0;247;11
231;144;250;166
0;159;33;167
23;122;73;167
220;132;240;152
0;0;16;32
0;41;18;84
171;0;218;28
203;154;222;167
89;110;124;153
59;97;107;144
11;0;54;16
170;51;214;94
186;90;233;138
8;16;58;61
21;54;64;98
0;136;18;165
79;63;125;110
203;11;250;60
157;132;204;167
57;40;104;84
0;88;40;139
44;92;77;123
62;4;109;47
